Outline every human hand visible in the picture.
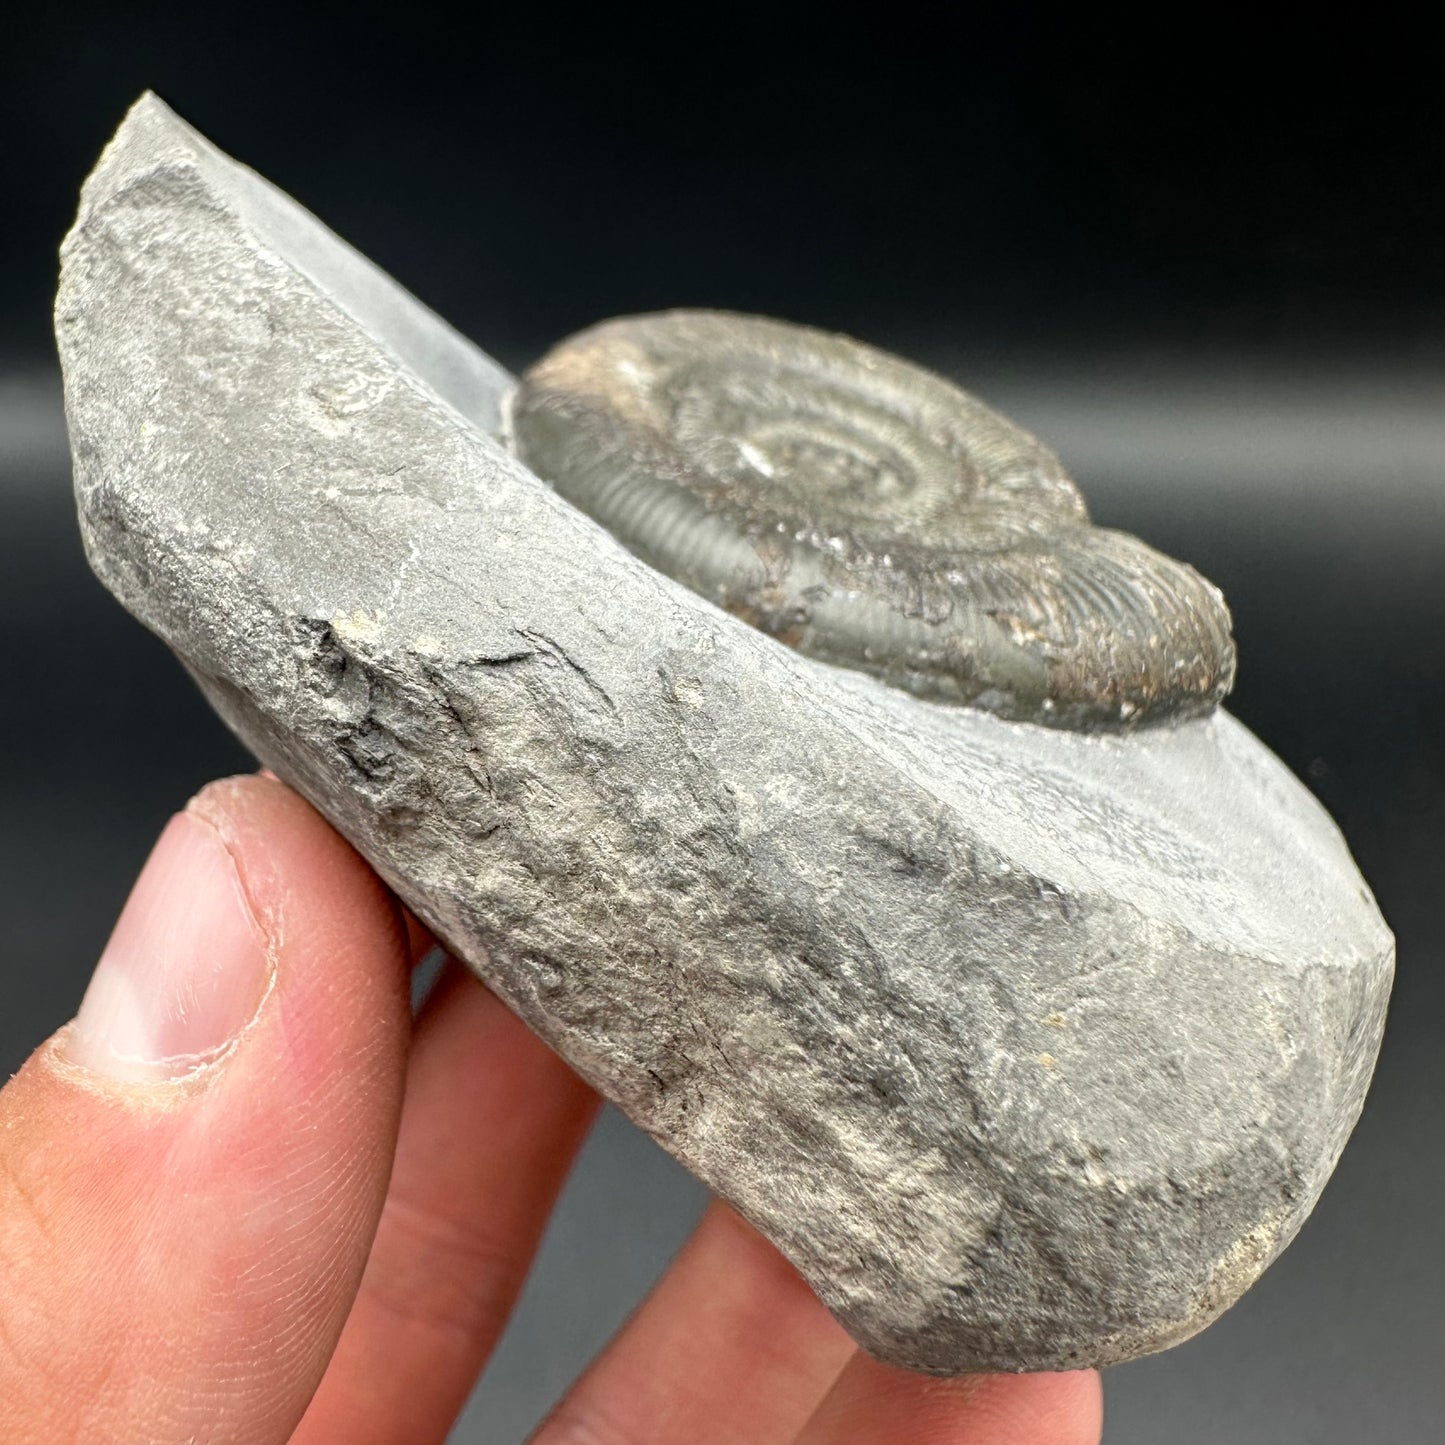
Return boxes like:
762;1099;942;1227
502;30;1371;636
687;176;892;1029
0;774;1103;1443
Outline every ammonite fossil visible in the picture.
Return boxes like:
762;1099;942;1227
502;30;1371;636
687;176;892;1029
510;311;1235;729
62;98;1394;1380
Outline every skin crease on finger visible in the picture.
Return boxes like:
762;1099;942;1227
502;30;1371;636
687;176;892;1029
0;776;414;1444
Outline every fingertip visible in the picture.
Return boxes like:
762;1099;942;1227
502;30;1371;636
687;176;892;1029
961;1369;1103;1445
796;1355;1103;1445
189;768;302;833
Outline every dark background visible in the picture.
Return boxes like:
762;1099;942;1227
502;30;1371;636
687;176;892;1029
2;9;1442;1441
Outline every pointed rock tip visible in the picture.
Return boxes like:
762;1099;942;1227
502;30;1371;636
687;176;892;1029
76;89;209;215
116;89;196;149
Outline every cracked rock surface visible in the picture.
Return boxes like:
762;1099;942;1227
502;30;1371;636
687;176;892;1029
57;94;1394;1374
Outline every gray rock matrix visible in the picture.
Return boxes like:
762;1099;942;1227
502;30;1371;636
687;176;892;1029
57;95;1393;1374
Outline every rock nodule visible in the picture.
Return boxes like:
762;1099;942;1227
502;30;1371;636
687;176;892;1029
57;94;1393;1374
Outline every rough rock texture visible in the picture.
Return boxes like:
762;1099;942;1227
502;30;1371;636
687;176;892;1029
57;95;1394;1374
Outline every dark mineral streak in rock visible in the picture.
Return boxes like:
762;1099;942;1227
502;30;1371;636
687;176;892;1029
510;312;1236;729
57;94;1394;1376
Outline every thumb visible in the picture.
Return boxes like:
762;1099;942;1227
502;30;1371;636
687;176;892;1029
0;775;413;1443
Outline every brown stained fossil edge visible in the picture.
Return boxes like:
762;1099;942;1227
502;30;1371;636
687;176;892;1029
510;311;1237;730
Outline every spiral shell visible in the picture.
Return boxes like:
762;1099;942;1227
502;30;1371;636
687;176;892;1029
509;311;1235;729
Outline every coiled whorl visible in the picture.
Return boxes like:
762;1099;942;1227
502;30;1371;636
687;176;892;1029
510;310;1235;729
